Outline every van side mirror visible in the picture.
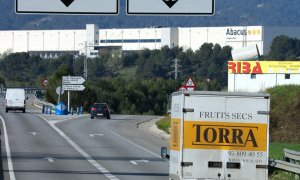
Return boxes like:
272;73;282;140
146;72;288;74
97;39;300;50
161;147;169;159
26;97;29;100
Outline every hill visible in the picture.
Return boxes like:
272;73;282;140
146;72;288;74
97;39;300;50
267;85;300;143
1;0;300;30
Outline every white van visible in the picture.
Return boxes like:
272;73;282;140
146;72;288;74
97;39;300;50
5;88;26;113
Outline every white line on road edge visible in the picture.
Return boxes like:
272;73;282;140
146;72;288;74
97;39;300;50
37;114;119;180
0;115;16;180
105;123;161;158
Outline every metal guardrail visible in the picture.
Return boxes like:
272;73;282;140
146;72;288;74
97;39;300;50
269;148;300;179
285;148;300;161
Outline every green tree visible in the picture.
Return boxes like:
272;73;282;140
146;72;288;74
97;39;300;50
45;64;72;104
0;75;5;86
268;35;296;60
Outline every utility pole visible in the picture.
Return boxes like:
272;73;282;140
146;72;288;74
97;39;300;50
84;41;88;82
171;58;181;80
81;41;98;82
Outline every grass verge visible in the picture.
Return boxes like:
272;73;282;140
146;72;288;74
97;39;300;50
156;116;171;134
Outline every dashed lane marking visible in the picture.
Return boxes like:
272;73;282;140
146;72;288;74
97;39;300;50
37;114;119;180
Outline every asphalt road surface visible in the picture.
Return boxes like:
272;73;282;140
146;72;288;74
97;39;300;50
0;95;169;180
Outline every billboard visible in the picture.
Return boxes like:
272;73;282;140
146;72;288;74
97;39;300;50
228;61;300;74
225;26;262;42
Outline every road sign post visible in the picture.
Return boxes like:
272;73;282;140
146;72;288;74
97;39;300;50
62;76;85;113
68;91;70;115
56;86;65;103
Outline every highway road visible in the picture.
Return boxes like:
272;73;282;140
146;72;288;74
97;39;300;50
0;95;169;180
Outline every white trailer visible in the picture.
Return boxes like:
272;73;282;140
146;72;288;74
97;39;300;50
161;91;270;180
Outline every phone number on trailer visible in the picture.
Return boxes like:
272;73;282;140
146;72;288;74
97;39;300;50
228;150;264;158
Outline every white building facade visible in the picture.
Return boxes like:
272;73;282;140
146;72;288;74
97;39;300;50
0;24;300;58
0;29;86;58
228;61;300;92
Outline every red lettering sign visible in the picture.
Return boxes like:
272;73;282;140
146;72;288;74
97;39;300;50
252;62;262;74
228;61;262;74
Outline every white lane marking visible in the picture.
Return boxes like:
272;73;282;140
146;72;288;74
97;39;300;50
130;159;149;165
0;115;16;180
29;131;39;136
89;134;103;137
37;114;119;180
105;124;161;158
130;161;138;165
43;157;55;163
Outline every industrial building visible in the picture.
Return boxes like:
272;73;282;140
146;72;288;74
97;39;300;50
1;24;300;58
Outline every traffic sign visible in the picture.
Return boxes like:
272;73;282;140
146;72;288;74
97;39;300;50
56;86;65;95
41;78;48;87
16;0;118;14
62;76;85;85
61;0;74;7
177;77;196;92
185;77;196;91
185;77;196;87
186;87;195;91
178;86;187;92
42;79;48;87
62;84;85;91
163;0;178;8
55;102;68;115
56;103;67;111
127;0;214;15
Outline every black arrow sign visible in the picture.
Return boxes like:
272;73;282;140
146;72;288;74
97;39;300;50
61;0;75;7
163;0;178;8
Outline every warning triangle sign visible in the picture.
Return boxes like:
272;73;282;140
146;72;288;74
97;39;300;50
185;77;195;87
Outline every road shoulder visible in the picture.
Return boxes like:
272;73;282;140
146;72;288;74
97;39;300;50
137;117;170;141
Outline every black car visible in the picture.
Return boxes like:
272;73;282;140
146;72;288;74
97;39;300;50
90;103;111;119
